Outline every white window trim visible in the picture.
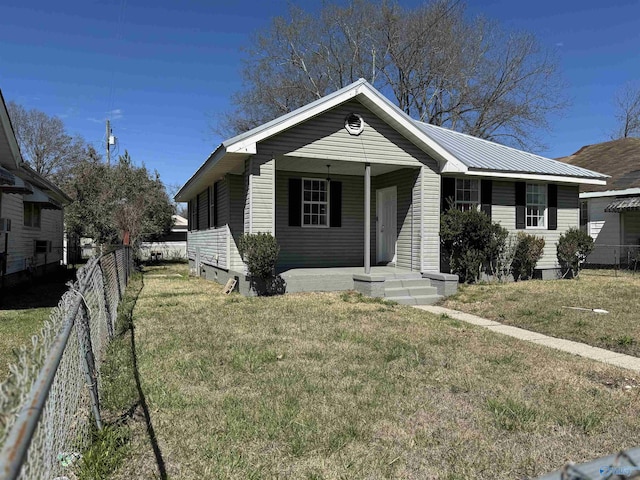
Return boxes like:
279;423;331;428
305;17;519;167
525;183;547;230
301;177;330;228
454;178;481;212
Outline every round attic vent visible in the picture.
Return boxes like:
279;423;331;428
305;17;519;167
345;113;364;135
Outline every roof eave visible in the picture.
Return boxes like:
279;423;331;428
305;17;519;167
175;145;227;202
464;169;608;185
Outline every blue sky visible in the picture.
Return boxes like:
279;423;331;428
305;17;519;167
1;0;639;197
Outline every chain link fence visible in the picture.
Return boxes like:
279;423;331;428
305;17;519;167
583;245;640;276
0;247;133;480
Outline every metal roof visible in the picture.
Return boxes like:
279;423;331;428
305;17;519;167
416;122;608;179
605;196;640;212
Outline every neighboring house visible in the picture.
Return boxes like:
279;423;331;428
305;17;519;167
0;89;71;286
559;138;640;266
139;214;188;260
175;79;606;298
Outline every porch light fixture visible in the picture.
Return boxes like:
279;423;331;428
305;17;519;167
326;164;331;183
345;113;364;135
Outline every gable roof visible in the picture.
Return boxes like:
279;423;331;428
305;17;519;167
176;79;607;201
558;138;640;193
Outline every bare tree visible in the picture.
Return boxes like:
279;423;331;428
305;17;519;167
221;0;566;151
612;83;640;139
7;101;86;184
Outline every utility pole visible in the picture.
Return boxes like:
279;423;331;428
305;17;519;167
106;119;111;166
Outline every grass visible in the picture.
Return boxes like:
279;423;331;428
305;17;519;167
94;263;640;479
0;269;75;380
441;269;640;357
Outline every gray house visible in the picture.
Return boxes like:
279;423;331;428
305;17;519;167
175;79;606;301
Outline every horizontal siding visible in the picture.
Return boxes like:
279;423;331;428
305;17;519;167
422;166;441;272
250;155;274;233
586;197;620;264
259;99;426;167
187;227;228;270
276;170;364;269
491;181;579;269
1;193;64;275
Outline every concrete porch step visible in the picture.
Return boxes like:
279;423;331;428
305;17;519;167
385;294;443;306
384;278;432;289
384;286;438;297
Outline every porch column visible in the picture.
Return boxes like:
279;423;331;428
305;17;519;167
364;162;371;274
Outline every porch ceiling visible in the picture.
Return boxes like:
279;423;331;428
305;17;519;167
276;156;417;176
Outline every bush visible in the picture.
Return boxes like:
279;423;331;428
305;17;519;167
238;233;280;280
441;209;509;283
557;228;594;278
511;232;545;281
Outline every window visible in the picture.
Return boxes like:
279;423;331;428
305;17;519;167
24;202;41;228
526;183;546;228
580;201;588;233
455;178;480;211
302;178;328;226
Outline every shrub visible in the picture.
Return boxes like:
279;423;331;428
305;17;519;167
441;209;509;283
557;227;594;278
238;233;280;281
511;232;545;281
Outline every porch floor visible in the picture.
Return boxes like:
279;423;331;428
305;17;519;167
279;266;420;293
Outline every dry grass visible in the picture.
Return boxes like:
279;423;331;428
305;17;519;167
442;269;640;357
100;264;640;479
0;271;74;380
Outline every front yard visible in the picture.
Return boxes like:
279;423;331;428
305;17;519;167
441;270;640;358
99;264;640;479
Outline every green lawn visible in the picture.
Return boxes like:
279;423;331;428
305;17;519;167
441;269;640;357
96;264;640;480
0;272;74;379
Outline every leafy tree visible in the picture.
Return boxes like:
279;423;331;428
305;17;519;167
7;101;86;185
65;150;174;247
222;0;566;150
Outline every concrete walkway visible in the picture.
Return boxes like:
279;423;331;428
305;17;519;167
415;305;640;373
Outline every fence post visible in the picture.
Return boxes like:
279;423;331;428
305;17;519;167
113;250;123;300
76;299;103;431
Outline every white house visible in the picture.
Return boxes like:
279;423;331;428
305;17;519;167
0;89;71;286
560;138;640;266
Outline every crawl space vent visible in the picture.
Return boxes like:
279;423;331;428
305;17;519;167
345;113;364;135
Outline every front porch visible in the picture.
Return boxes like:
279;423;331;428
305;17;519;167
195;261;457;304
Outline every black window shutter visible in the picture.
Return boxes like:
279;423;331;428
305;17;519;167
289;178;302;226
481;179;492;217
204;188;210;229
441;177;456;212
196;196;200;230
187;201;191;231
330;181;342;227
548;184;558;230
213;182;219;228
515;182;526;229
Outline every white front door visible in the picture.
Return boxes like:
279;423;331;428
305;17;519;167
376;186;397;264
